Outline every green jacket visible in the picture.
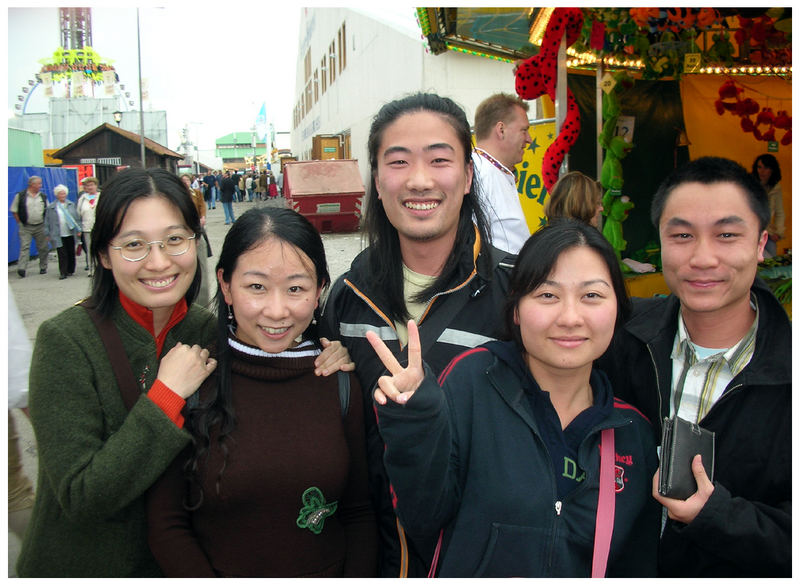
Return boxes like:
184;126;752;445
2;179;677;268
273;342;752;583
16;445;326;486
17;300;215;577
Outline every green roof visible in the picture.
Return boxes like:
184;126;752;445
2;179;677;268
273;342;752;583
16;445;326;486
216;132;264;145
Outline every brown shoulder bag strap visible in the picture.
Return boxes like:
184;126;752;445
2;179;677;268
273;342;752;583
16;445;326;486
79;301;141;411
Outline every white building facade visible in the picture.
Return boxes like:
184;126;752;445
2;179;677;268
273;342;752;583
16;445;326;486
11;97;168;151
291;7;520;183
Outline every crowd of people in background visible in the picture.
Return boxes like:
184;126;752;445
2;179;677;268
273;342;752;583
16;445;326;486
9;167;285;284
191;168;283;210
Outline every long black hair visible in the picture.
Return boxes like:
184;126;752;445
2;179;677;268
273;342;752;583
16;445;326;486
502;218;632;347
184;207;330;508
87;167;202;316
751;153;782;188
363;92;492;324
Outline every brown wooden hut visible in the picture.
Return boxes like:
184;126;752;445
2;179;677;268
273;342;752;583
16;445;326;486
51;123;183;185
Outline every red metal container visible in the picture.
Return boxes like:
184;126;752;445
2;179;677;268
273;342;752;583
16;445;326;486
283;159;364;233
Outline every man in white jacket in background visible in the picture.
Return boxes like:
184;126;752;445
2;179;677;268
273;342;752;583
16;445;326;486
472;93;532;254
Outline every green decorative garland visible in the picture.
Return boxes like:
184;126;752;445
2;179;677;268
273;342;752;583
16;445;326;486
571;8;791;80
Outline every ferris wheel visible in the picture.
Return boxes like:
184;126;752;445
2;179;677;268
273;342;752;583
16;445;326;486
13;7;137;116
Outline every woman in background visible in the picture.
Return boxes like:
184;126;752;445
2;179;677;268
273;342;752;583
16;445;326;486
76;176;100;275
545;171;604;228
181;173;211;308
751;154;784;257
44;184;81;280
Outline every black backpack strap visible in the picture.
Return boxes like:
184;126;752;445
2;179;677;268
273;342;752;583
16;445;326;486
79;301;141;411
486;243;517;276
320;274;348;336
337;370;350;419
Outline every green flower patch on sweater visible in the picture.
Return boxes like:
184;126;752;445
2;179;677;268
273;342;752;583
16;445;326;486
296;487;337;534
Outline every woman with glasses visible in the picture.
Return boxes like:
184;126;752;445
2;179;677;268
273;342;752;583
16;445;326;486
16;168;218;577
16;169;352;577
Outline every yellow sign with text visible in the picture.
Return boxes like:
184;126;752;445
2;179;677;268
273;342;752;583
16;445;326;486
514;120;556;234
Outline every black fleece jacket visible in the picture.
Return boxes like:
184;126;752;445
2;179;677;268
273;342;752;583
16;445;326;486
597;279;791;577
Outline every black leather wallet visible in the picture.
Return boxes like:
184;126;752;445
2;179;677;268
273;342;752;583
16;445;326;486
658;416;715;500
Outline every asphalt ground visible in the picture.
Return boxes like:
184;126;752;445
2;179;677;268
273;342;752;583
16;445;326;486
7;196;366;576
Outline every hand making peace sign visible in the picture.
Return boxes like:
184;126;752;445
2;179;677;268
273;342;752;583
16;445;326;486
366;319;425;405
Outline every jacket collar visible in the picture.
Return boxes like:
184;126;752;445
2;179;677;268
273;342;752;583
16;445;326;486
743;279;791;384
118;291;188;356
347;223;485;298
624;278;790;388
482;340;626;435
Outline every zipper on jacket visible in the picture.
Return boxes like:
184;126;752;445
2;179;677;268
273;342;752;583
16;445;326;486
530;431;562;572
647;342;750;428
646;344;664;424
545;499;563;572
546;421;624;571
418;272;477;325
699;382;743;423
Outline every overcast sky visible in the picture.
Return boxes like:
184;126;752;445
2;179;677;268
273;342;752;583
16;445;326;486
7;2;420;163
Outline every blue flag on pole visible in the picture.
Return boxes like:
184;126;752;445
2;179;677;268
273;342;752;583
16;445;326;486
255;102;267;142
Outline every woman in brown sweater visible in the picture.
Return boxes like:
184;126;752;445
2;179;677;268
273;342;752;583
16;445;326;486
147;207;377;577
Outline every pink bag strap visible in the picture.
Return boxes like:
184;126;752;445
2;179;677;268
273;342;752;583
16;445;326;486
592;427;616;578
427;428;616;579
427;529;443;578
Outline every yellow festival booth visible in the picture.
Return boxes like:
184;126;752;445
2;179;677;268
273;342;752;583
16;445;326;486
417;7;792;299
680;74;791;254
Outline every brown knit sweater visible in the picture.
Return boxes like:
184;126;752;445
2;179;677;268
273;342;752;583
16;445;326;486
147;338;378;577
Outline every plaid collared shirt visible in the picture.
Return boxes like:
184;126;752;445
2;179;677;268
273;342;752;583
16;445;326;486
670;295;758;423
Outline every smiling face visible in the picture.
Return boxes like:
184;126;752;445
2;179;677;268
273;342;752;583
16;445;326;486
515;246;617;379
219;237;322;353
100;196;198;321
659;181;767;322
373;110;473;250
55;189;68;202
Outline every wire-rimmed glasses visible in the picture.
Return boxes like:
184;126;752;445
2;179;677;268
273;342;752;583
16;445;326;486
109;233;198;262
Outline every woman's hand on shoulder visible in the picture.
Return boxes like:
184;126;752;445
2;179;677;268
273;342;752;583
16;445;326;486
315;338;355;376
367;320;423;405
157;342;217;399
